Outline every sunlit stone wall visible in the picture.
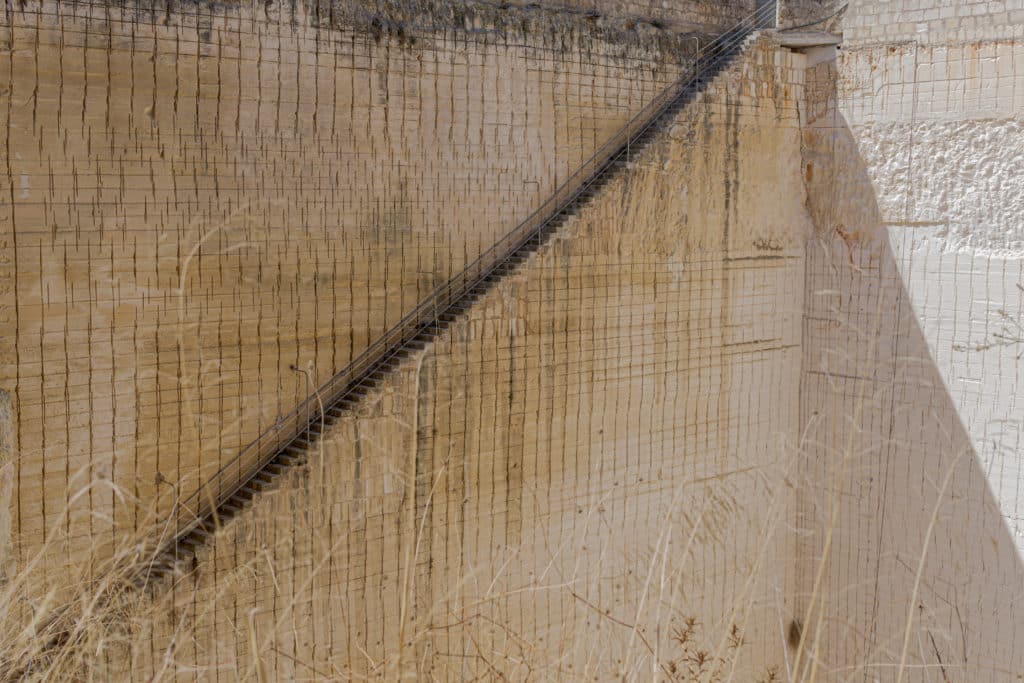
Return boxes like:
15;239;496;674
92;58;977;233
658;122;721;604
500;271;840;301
0;0;705;597
120;36;812;680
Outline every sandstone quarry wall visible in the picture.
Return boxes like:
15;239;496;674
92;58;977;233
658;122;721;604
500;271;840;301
797;0;1024;677
0;0;707;595
116;37;812;680
776;0;840;30
10;0;1024;677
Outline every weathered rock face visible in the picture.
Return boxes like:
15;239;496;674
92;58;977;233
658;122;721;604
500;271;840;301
796;0;1024;677
502;0;759;31
292;0;758;33
4;0;1023;678
776;0;839;30
0;0;702;596
117;35;810;680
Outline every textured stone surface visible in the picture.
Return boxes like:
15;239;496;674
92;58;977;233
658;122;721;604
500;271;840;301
842;0;1024;46
0;0;700;594
796;0;1024;677
504;0;759;30
777;0;841;30
118;37;810;680
3;0;1022;678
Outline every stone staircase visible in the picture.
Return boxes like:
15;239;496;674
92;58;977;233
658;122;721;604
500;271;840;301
140;3;777;586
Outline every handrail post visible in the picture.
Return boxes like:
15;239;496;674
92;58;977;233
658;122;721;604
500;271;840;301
289;362;310;444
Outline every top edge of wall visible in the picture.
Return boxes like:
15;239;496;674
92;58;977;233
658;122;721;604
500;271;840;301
3;0;762;60
837;0;1024;47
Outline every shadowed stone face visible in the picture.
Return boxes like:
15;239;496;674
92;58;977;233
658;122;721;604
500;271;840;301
795;3;1024;675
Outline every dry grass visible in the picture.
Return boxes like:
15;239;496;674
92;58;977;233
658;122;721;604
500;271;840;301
0;430;789;681
0;300;981;682
0;478;176;681
0;428;909;682
0;450;982;682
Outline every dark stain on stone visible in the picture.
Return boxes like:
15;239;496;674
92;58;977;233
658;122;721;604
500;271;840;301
787;618;803;649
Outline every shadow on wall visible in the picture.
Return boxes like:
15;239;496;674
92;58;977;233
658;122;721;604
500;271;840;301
796;84;1024;680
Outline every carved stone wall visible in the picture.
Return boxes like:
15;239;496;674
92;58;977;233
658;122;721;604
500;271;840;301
120;36;811;680
0;0;701;597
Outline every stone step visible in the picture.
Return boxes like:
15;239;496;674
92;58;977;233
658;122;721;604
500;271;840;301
236;484;258;500
248;473;274;492
221;501;245;517
278;452;303;466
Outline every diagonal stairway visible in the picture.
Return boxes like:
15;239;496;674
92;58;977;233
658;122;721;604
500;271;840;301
141;1;778;585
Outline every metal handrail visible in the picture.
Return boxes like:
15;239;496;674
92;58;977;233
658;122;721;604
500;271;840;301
163;0;778;553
